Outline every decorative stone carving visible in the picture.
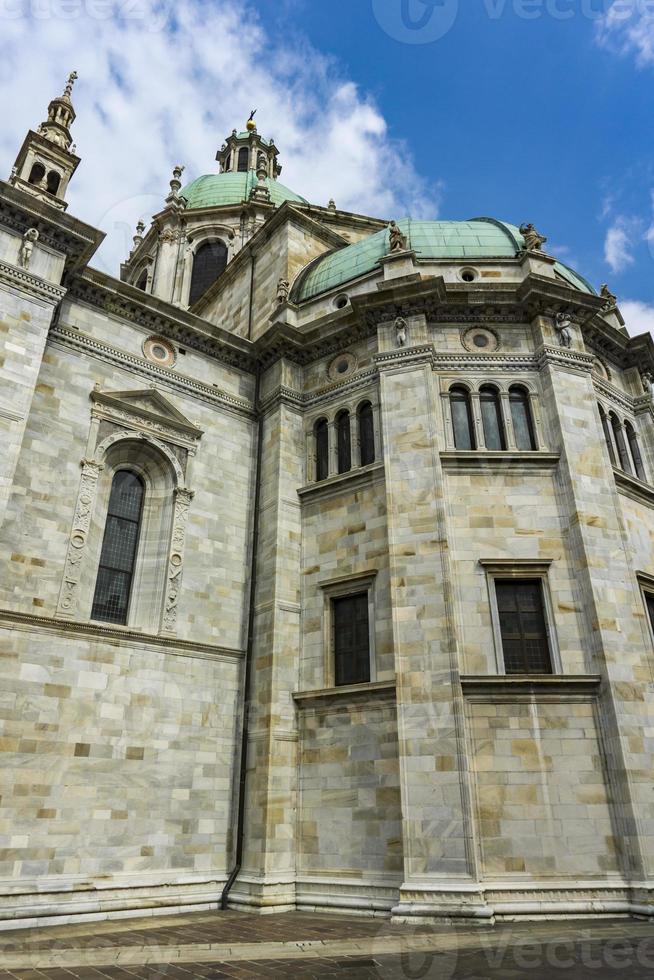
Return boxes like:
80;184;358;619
461;326;500;353
55;459;103;619
276;277;290;305
520;223;547;252
388;220;408;253
641;372;653;397
600;283;618;312
18;228;39;270
554;312;574;349
161;487;194;634
395;317;408;348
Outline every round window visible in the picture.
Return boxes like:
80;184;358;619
473;334;489;348
334;294;349;310
459;268;479;283
328;352;357;381
461;327;500;353
143;336;177;368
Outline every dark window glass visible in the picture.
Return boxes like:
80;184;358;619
480;386;506;451
626;422;646;481
337;411;351;474
333;593;370;686
496;579;552;674
611;413;632;474
450;386;475;450
136;269;148;291
509;386;536;451
28;162;45;185
91;471;144;626
646;593;654;635
315;418;329;482
358;402;375;467
189;241;228;306
237;147;249;172
46;171;61;195
599;405;617;467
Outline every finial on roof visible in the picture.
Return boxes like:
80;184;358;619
246;108;257;132
63;71;78;100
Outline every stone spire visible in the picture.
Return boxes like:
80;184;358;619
216;115;282;179
9;71;81;211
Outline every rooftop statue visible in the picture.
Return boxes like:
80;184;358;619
520;223;547;252
388;220;408;253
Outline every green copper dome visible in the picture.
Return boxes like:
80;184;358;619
181;172;307;210
292;218;596;302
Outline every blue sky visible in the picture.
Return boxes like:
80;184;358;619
1;0;653;332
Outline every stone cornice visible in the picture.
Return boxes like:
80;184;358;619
0;609;245;663
0;259;66;303
460;674;602;698
536;344;595;374
67;269;256;373
297;462;385;502
432;352;537;373
440;451;560;471
614;469;654;509
49;326;255;420
293;679;396;709
0;180;104;274
593;375;639;414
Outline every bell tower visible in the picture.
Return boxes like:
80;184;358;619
216;111;282;179
8;71;81;211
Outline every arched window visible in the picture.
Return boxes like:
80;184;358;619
480;385;506;451
136;268;148;291
337;410;352;474
509;386;536;451
315;418;329;482
598;405;617;467
91;471;144;625
28;162;45;185
237;147;249;172
189;240;228;306
610;412;632;474
46;170;61;196
626;421;646;481
358;402;375;467
450;386;475;450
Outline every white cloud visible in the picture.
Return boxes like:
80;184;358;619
620;299;654;336
604;219;637;273
0;1;440;274
596;1;654;67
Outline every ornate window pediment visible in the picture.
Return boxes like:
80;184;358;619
90;386;203;447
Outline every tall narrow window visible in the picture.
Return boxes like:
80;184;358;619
450;386;476;450
626;422;646;481
136;269;148;292
480;386;506;451
333;593;370;686
46;170;61;196
599;405;617;467
509;386;536;451
337;410;351;474
91;471;144;626
358;401;375;467
237;147;249;172
28;162;45;185
189;240;228;306
610;413;632;474
645;592;654;636
495;579;552;674
315;418;329;482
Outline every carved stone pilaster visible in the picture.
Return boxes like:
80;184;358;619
161;487;194;635
55;459;103;619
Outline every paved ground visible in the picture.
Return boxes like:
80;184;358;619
0;910;653;978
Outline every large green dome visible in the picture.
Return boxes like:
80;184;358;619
292;217;595;302
181;172;307;210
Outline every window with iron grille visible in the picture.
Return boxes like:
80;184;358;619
333;593;370;686
91;471;144;626
495;579;553;674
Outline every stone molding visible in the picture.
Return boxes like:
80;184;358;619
55;457;103;619
614;468;654;509
293;679;396;710
460;674;602;699
161;487;194;635
297;461;385;503
536;344;595;374
432;351;536;373
373;344;434;371
440;451;560;471
50;326;255;419
0;259;65;303
91;388;204;445
0;609;244;662
593;375;640;414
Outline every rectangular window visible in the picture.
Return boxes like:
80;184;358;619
495;579;553;674
645;593;654;636
333;592;370;686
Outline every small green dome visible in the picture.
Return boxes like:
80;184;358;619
181;172;307;210
292;217;595;301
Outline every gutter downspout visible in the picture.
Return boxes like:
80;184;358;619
221;250;260;911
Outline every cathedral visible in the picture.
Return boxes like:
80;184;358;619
1;73;654;930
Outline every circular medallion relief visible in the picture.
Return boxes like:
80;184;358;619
328;352;357;381
461;326;500;353
143;336;177;368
